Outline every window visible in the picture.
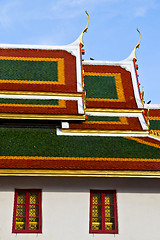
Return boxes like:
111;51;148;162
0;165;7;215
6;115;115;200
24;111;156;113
12;189;42;233
90;190;118;234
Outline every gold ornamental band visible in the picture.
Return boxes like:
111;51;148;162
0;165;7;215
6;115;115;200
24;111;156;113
0;91;83;97
86;108;143;113
62;129;149;135
0;169;160;178
0;113;85;121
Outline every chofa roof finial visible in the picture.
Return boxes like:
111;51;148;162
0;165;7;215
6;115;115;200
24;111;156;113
133;28;141;61
80;11;90;47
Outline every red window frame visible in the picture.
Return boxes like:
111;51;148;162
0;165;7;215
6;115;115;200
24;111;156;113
89;190;118;234
12;189;42;234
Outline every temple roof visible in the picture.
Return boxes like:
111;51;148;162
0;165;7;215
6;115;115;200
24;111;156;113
0;22;160;177
0;43;85;120
0;128;160;178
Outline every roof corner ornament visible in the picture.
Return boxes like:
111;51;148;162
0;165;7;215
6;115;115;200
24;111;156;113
133;28;141;61
80;11;90;47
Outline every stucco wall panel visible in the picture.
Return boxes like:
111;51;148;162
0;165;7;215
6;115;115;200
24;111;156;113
0;177;159;240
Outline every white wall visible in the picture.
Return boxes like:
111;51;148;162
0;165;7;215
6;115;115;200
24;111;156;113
0;177;160;240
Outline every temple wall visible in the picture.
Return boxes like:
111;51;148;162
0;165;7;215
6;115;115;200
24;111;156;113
0;176;159;240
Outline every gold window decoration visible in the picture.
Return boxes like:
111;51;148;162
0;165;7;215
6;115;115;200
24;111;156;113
90;190;118;234
12;189;42;233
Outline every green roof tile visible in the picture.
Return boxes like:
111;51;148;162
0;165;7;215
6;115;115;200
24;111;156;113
0;98;59;106
0;59;58;82
0;128;160;159
84;75;118;99
87;116;120;122
150;120;160;130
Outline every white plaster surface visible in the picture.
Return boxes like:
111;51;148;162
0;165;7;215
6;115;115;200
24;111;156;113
0;177;160;240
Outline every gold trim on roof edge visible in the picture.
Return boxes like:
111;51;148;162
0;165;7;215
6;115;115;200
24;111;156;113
62;129;149;134
0;91;83;97
150;132;160;140
149;117;160;120
0;169;160;178
0;113;85;120
86;108;143;113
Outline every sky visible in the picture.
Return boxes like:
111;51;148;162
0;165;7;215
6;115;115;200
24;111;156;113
0;0;160;104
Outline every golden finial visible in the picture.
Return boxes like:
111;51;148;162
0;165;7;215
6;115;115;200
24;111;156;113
133;28;141;61
141;86;144;107
80;11;90;47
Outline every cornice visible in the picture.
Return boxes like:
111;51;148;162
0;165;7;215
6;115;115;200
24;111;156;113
0;169;160;178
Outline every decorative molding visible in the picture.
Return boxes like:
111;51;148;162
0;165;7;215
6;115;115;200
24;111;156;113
86;108;143;113
0;113;85;120
0;91;83;97
57;128;149;136
0;169;160;178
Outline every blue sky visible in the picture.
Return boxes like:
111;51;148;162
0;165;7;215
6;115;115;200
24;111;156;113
0;0;160;104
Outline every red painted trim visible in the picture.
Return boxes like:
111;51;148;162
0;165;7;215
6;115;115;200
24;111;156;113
133;58;142;100
69;117;143;131
89;190;118;234
142;110;149;128
1;158;160;171
149;109;160;117
12;189;42;234
81;49;85;55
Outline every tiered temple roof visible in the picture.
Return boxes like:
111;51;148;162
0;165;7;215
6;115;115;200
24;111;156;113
0;15;160;177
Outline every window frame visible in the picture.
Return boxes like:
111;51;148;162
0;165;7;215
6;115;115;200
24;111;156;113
12;189;42;234
89;190;118;234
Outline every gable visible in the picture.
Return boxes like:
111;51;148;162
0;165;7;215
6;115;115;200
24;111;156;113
0;48;77;93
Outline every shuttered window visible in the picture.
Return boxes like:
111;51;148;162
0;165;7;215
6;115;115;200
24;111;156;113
90;190;118;234
12;189;42;233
